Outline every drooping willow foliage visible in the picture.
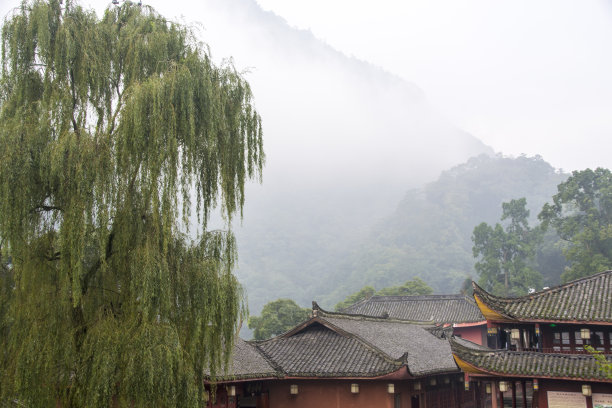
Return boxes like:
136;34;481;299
0;0;263;406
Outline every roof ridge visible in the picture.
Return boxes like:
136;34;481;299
316;304;436;325
366;294;469;301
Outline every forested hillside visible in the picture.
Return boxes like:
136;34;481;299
316;155;569;307
190;0;493;315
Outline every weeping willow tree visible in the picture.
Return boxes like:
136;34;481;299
0;0;263;406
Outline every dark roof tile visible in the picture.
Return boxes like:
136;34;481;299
473;271;612;323
257;323;397;377
343;295;484;323
212;337;279;380
215;310;461;379
321;314;458;376
450;337;611;381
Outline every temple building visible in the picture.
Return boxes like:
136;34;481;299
205;304;474;408
204;274;611;407
451;270;612;408
343;294;487;345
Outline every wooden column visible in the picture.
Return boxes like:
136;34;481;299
472;380;480;408
587;395;594;408
256;392;269;408
511;381;517;408
521;381;527;408
491;382;498;408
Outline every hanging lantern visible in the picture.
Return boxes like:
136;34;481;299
290;384;299;395
499;381;510;392
510;329;520;340
387;383;395;394
351;383;359;394
582;384;592;397
485;383;492;394
581;328;591;340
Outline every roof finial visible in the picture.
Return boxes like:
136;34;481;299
312;301;320;317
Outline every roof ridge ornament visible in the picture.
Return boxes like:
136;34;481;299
312;301;320;317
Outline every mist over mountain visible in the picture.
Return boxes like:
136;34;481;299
316;155;568;308
187;0;493;314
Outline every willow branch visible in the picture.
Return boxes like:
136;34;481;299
30;205;63;213
80;230;115;296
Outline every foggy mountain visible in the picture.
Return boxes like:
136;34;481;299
189;0;493;314
316;155;568;308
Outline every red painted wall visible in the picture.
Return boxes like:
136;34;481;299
455;326;486;346
265;378;469;408
209;377;474;408
267;380;400;408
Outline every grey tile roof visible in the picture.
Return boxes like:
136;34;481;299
257;323;398;377
343;295;485;323
214;337;279;380
211;310;460;380
320;314;459;376
450;338;612;381
472;270;612;323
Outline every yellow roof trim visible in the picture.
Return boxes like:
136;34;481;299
473;294;514;322
452;354;488;375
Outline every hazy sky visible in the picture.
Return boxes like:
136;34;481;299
251;0;612;173
3;0;611;172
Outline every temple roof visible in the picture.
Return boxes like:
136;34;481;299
314;313;457;376
212;337;280;380
450;337;612;382
257;323;398;377
211;308;459;381
342;294;485;324
472;271;612;324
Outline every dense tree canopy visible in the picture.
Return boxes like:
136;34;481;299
539;168;612;282
247;299;310;340
0;1;263;406
334;278;433;311
375;277;433;296
334;285;376;311
472;198;542;296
